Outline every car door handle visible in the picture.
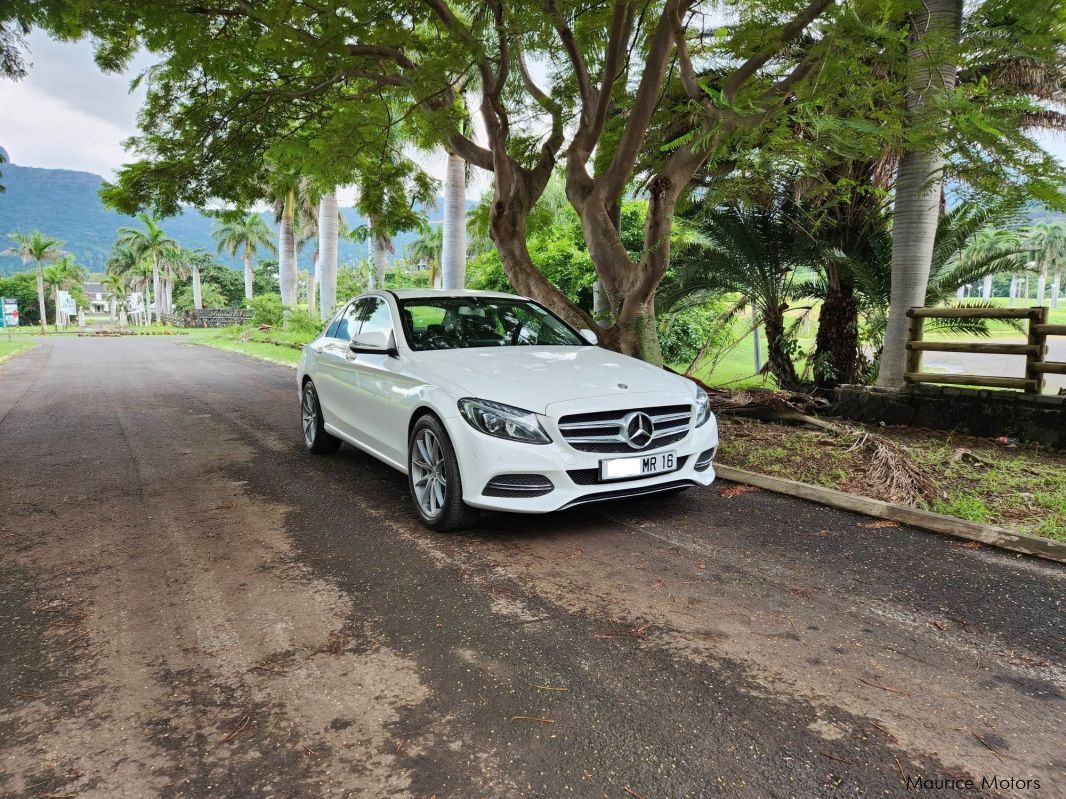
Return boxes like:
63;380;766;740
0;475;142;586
312;345;325;354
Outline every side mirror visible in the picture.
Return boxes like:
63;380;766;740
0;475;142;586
579;328;599;345
350;330;397;356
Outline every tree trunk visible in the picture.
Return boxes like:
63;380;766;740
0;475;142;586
592;280;610;325
813;273;864;388
279;193;297;306
151;256;161;324
1037;263;1047;306
192;263;203;310
373;231;388;288
877;0;963;388
52;286;60;329
243;248;254;302
35;264;47;334
442;151;467;289
981;274;992;301
1052;265;1061;309
318;192;339;318
763;306;801;389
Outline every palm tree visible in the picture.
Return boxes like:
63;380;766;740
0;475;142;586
1026;222;1066;308
408;224;443;287
850;202;1030;359
317;191;340;317
42;255;88;329
116;214;178;323
662;200;810;390
442;151;466;289
212;212;276;303
101;272;126;323
2;230;64;333
879;0;964;388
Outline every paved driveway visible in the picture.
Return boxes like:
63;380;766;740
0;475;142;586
0;337;1062;798
922;336;1066;393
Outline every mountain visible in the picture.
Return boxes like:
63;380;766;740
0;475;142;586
0;154;452;277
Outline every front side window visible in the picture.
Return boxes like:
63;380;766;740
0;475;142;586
357;297;394;339
331;301;366;341
399;297;585;351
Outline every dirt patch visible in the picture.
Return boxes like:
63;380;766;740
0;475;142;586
0;376;428;798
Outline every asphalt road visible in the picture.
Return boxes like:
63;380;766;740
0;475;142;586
921;337;1066;393
0;337;1062;799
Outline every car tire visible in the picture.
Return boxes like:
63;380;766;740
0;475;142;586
301;381;341;454
408;415;480;531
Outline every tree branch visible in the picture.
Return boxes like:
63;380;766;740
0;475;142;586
599;0;682;203
721;0;834;101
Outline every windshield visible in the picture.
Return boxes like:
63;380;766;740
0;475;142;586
398;297;586;351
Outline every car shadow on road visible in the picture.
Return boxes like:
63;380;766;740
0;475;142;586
329;440;687;543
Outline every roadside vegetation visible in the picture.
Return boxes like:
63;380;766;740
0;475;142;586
719;416;1066;541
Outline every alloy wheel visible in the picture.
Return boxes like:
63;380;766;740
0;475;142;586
411;429;446;517
302;387;317;446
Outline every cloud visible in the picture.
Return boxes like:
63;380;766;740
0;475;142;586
17;31;149;130
0;78;132;177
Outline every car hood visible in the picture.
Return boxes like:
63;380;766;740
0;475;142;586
410;346;694;415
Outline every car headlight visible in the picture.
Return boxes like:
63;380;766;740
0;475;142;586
694;386;712;428
458;398;552;444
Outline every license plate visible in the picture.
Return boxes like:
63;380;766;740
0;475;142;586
600;451;677;481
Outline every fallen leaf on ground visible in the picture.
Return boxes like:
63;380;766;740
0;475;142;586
718;484;760;498
858;520;900;529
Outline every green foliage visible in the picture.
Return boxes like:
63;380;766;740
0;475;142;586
0;270;47;326
659;304;729;367
174;281;226;311
284;307;324;336
249;293;284;327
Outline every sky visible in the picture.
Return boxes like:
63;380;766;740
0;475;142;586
0;32;492;209
3;30;1066;202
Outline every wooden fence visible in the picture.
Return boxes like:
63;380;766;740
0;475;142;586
905;306;1065;394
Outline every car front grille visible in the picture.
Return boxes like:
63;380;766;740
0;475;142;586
556;404;692;453
482;474;554;498
567;455;690;485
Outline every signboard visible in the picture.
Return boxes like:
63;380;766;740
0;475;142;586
57;290;77;316
1;297;18;328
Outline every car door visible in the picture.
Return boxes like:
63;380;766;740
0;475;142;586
314;300;364;433
344;297;417;466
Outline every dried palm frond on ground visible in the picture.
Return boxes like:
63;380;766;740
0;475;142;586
847;429;939;505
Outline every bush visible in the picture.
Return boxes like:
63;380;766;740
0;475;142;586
249;293;284;327
285;307;324;336
659;304;727;366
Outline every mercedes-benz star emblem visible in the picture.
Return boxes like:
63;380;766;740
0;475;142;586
621;411;654;449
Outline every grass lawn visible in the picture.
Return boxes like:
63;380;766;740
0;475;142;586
717;416;1066;541
183;327;306;366
0;334;39;362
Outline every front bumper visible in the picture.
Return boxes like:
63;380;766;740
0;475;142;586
444;412;719;514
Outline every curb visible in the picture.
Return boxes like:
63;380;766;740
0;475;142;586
713;464;1066;565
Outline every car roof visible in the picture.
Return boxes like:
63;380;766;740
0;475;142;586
385;289;529;301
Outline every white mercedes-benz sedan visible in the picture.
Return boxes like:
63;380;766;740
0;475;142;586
298;290;718;530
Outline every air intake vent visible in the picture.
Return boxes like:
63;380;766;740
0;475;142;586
694;446;717;471
483;474;554;498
